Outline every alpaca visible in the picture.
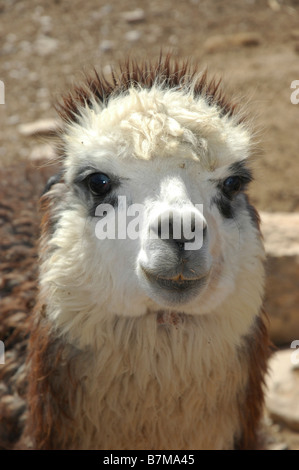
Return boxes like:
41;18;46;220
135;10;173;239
2;56;270;450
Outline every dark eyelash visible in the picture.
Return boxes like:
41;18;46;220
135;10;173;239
227;161;253;184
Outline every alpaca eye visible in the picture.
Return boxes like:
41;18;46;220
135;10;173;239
87;173;111;196
222;176;242;197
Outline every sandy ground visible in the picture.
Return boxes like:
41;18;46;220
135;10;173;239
0;0;299;450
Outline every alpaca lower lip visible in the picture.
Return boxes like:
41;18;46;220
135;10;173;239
141;267;206;293
155;277;202;292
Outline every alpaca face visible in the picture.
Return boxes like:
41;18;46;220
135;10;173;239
47;84;261;322
42;84;264;338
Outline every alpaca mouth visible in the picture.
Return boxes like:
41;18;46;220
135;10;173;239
154;275;202;292
141;267;207;294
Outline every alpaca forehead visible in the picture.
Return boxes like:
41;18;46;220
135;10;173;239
64;86;251;175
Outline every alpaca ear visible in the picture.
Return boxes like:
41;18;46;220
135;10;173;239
42;171;63;195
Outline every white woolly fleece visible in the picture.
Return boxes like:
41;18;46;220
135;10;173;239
39;83;265;449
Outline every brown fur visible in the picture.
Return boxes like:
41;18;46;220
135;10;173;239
56;54;239;125
23;307;74;449
235;312;271;449
244;193;263;235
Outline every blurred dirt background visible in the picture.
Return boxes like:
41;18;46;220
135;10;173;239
0;0;299;450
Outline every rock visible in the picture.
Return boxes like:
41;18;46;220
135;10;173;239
203;32;261;53
169;35;178;45
7;115;20;125
18;40;32;54
29;144;57;163
268;0;281;12
18;119;61;137
266;441;289;451
99;40;114;53
122;9;145;23
102;64;113;76
261;212;299;256
125;30;142;42
262;416;289;451
38;15;52;35
34;35;58;56
0;394;25;420
5;33;17;44
261;212;299;345
91;5;112;20
265;349;299;432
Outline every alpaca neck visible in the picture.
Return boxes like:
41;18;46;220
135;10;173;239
63;310;254;449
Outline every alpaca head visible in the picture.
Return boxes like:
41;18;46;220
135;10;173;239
41;58;265;345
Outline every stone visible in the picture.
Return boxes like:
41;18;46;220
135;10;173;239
122;9;145;23
99;40;114;53
265;349;299;432
268;0;281;12
261;212;299;257
29;144;57;163
261;212;299;345
125;30;142;42
38;15;52;35
18;119;61;137
34;35;58;56
266;441;289;451
203;32;261;53
102;64;113;76
7;115;20;125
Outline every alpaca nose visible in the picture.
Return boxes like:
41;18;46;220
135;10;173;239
151;208;207;251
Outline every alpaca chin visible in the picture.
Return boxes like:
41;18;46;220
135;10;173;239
156;310;186;326
137;264;209;308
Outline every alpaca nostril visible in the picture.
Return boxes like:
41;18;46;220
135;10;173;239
177;241;185;251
